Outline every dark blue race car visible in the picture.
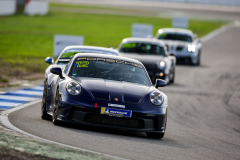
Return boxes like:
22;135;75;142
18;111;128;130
41;53;168;138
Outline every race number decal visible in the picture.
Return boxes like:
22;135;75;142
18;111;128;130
76;61;89;67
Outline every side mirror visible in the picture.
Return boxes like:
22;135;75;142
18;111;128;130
165;51;170;56
169;53;176;57
45;57;54;64
194;34;198;39
50;67;64;79
167;52;176;57
155;79;167;88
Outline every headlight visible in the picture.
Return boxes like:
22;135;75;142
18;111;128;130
66;81;81;95
188;44;196;52
157;61;165;69
149;91;164;105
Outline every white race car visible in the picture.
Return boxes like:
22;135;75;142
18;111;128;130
118;37;176;84
155;28;202;65
44;46;119;78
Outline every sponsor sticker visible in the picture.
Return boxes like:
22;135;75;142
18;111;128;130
101;107;132;117
76;61;89;67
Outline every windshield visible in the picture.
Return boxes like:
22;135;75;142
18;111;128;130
157;33;193;42
119;42;165;56
59;49;118;60
69;57;151;86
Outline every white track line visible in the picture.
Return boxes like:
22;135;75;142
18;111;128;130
201;21;239;42
0;100;128;160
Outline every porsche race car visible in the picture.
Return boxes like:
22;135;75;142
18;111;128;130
155;28;202;65
41;53;168;139
118;37;176;84
44;46;119;78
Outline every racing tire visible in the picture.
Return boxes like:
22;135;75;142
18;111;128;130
170;67;175;84
196;51;201;66
146;132;164;139
147;114;167;139
52;89;62;126
41;81;51;120
191;51;201;66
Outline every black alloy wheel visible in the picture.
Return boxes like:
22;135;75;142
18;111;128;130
170;66;175;83
147;113;167;139
41;81;51;120
191;51;201;66
196;51;201;66
52;89;61;125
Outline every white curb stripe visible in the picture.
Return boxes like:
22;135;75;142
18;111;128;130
29;86;44;90
0;95;38;101
8;90;43;96
0;85;43;110
0;100;129;160
0;102;22;106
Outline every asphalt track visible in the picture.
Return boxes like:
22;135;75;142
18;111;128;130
8;5;240;160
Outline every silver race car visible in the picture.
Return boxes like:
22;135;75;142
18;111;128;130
44;46;119;78
155;28;202;65
118;38;176;84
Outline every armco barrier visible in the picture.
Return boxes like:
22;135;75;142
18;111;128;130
119;0;240;6
24;0;49;15
0;0;16;16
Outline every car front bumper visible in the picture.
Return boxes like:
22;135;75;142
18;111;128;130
56;100;167;133
175;50;198;63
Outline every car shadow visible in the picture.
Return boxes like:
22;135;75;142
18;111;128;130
44;119;187;148
176;62;209;68
41;116;187;148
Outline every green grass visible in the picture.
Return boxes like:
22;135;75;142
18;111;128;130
0;4;226;75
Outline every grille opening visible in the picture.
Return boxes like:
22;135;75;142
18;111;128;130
84;113;144;128
176;46;184;51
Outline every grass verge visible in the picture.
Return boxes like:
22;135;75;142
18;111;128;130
0;124;116;160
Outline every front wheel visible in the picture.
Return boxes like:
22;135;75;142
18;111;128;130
196;51;201;66
170;67;175;83
146;132;164;139
41;81;51;120
52;89;62;126
191;51;201;66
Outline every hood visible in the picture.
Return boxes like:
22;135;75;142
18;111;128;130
119;53;164;65
79;78;150;104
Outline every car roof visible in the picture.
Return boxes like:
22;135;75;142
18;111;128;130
63;45;119;54
119;37;165;47
73;53;142;64
158;28;193;35
56;45;119;63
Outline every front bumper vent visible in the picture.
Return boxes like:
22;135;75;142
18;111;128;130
85;113;144;128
